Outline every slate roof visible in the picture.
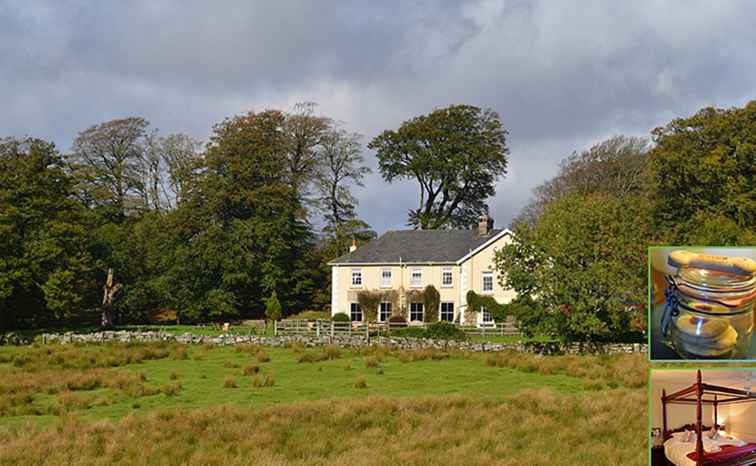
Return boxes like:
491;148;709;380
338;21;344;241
330;229;506;264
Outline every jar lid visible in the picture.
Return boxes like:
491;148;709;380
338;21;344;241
668;251;756;308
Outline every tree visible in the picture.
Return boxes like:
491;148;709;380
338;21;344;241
163;110;317;321
0;137;96;330
265;291;282;322
646;101;756;244
496;193;650;343
69;117;150;218
283;102;332;205
515;135;649;226
369;104;509;229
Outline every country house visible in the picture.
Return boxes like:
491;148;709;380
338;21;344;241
330;215;515;325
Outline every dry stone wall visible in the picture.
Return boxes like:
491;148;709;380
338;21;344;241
2;330;647;355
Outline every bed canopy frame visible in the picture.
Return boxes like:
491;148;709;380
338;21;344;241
662;370;756;466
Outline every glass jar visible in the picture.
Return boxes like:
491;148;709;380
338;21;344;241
662;253;756;359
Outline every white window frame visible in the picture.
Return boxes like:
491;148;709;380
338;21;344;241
380;268;392;288
481;306;493;323
409;302;424;322
350;302;363;321
482;271;494;293
410;268;422;288
379;302;391;322
351;268;362;288
440;302;454;322
441;268;453;288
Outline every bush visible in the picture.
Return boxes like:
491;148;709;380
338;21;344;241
332;312;350;322
286;310;329;320
391;326;426;338
423;321;466;340
388;315;407;326
265;291;282;322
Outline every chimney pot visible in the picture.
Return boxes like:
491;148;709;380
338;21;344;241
478;215;494;236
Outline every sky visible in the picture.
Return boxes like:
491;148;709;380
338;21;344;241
2;0;755;233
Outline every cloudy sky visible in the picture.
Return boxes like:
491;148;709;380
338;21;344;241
2;0;755;233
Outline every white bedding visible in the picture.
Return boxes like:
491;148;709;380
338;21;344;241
664;434;748;466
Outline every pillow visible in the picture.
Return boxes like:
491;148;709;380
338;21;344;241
708;426;719;440
671;431;686;440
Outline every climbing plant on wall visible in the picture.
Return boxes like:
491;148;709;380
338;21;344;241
422;285;440;323
465;290;509;322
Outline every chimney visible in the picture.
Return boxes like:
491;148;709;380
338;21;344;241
349;238;357;253
478;214;494;236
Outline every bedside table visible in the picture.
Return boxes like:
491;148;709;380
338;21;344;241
651;444;667;466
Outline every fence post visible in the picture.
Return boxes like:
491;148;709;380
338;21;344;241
274;320;277;336
366;321;369;341
316;320;321;338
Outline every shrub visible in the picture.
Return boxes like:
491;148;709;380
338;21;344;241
223;377;237;388
422;286;440;323
354;377;368;389
252;374;275;388
265;291;282;322
255;350;270;363
332;312;350;322
161;383;182;397
423;321;466;340
286;310;329;320
391;326;426;338
388;315;407;326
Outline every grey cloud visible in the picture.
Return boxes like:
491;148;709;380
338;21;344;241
1;0;755;232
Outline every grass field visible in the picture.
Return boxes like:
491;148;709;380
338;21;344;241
0;342;648;465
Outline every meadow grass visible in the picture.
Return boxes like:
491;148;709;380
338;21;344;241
0;342;649;465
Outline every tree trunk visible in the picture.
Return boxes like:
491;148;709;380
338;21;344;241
101;268;122;328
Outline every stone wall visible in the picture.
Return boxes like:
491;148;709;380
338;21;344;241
4;330;647;355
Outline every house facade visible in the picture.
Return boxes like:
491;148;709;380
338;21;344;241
329;216;516;325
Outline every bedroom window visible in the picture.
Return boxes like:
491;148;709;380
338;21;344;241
379;302;391;321
350;303;363;321
411;268;422;288
442;268;453;287
380;269;392;288
481;306;493;323
351;269;362;287
410;302;424;322
482;271;493;293
440;302;454;322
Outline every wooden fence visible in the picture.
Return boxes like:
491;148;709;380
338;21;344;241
274;319;520;338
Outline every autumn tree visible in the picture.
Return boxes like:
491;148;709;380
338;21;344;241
369;104;509;229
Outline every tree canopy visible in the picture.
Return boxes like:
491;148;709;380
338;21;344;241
369;104;509;229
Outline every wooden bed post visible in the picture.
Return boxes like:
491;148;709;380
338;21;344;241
662;389;668;437
696;369;704;466
714;394;718;431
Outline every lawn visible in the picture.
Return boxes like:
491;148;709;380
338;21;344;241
0;342;649;465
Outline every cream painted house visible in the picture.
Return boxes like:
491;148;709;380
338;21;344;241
329;216;516;325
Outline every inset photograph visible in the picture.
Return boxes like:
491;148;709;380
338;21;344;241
650;368;756;466
650;247;756;360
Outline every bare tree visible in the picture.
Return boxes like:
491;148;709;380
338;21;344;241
145;133;203;210
283;102;332;204
69;117;150;216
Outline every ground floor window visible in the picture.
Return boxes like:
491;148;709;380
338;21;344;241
410;302;424;322
481;306;493;323
350;302;363;321
379;302;391;321
440;302;454;321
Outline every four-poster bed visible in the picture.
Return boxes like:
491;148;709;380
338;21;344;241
661;370;756;466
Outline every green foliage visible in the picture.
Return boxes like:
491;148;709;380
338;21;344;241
465;290;508;323
356;291;381;321
265;292;282;322
332;312;350;322
422;285;440;323
0;137;97;330
369;104;509;229
647;101;756;245
423;321;466;340
496;193;649;343
285;310;329;320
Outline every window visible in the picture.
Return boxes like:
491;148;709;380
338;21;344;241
380;269;392;288
481;306;493;323
411;268;422;288
351;269;362;287
379;302;391;321
442;268;453;287
410;302;424;322
482;271;493;293
350;303;363;321
440;302;454;322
